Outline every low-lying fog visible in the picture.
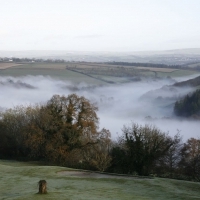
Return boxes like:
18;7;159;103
0;75;199;141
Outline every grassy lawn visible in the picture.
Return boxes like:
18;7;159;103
167;69;199;77
0;160;200;200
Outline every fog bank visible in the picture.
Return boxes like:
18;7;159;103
0;75;199;140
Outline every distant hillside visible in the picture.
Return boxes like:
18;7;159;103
140;76;200;108
173;75;200;87
1;48;200;57
1;48;200;64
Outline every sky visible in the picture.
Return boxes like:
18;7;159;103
1;0;200;52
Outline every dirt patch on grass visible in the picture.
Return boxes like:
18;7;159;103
0;63;23;69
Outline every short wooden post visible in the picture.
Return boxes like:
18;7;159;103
38;180;47;194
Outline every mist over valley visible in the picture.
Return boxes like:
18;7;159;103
0;71;199;141
2;2;200;198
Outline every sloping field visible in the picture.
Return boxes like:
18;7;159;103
12;63;67;69
136;67;178;72
0;160;200;200
159;69;199;77
0;63;23;69
0;67;107;85
0;62;199;85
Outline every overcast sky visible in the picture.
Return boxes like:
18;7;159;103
1;0;200;52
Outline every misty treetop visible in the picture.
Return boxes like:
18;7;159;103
173;75;200;87
0;94;112;170
1;94;200;180
174;89;200;117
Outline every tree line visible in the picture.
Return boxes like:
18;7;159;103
173;75;200;87
107;62;181;69
0;94;200;181
0;57;65;63
174;89;200;117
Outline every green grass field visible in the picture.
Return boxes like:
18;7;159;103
0;67;106;85
163;69;199;77
151;69;199;78
0;62;199;85
0;160;200;200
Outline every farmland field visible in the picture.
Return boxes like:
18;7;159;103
0;62;199;85
0;62;23;69
0;63;107;85
12;63;68;69
135;67;178;73
0;160;200;200
159;69;199;77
